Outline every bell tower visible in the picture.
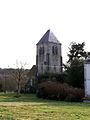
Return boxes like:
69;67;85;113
36;29;62;75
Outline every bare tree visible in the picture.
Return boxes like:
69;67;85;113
11;61;27;97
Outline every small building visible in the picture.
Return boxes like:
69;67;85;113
36;29;62;75
84;58;90;98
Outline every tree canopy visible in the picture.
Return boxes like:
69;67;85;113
67;42;87;63
65;42;87;88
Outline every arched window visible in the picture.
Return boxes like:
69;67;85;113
55;46;58;55
52;46;54;54
39;47;44;55
52;46;58;55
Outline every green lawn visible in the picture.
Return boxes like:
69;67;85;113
0;93;90;120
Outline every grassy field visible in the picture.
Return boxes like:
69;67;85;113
0;93;90;120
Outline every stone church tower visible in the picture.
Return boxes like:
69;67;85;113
36;30;62;75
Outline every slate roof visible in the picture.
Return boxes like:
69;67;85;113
37;29;60;45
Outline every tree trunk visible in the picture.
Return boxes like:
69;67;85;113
16;80;21;97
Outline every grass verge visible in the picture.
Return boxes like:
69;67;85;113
0;92;89;120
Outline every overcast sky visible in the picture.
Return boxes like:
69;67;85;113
0;0;90;69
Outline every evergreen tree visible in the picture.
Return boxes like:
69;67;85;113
66;59;84;88
67;42;87;63
65;42;87;88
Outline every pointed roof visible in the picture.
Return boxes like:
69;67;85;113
37;29;60;45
